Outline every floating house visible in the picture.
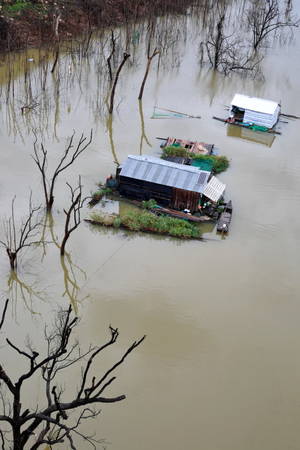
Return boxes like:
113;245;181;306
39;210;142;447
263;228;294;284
230;94;280;129
118;155;225;212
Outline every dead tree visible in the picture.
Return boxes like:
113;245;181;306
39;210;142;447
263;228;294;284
247;0;299;50
51;7;61;73
205;5;262;76
60;178;85;256
32;130;93;212
0;300;145;450
0;196;41;271
108;52;130;114
206;8;226;70
106;30;117;83
138;46;159;100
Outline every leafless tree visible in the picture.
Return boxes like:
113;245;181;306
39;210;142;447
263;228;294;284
108;52;130;114
32;131;93;212
0;196;41;271
206;7;226;70
106;30;117;83
205;4;262;76
0;300;145;449
138;21;160;100
50;5;62;73
60;178;85;257
247;0;299;50
138;46;159;100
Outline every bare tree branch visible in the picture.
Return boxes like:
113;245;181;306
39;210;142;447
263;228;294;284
32;131;93;212
0;196;41;271
108;52;130;114
60;177;86;256
0;302;145;449
247;0;299;50
0;299;9;330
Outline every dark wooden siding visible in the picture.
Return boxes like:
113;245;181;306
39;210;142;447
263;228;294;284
171;188;200;212
119;176;200;211
119;176;173;206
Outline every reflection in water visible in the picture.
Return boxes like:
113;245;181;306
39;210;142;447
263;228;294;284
106;113;120;166
39;213;88;313
60;253;88;315
7;270;46;317
138;99;152;154
227;124;276;147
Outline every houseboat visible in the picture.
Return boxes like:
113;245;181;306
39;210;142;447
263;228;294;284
214;93;281;134
117;155;226;215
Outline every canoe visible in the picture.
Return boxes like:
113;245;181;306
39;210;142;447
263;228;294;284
217;201;232;233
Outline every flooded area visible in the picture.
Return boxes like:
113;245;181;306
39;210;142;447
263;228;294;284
1;2;300;449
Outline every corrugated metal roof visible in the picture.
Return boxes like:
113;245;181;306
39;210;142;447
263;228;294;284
120;155;210;193
231;94;279;115
203;176;226;202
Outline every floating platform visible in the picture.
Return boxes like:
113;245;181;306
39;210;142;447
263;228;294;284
213;116;281;135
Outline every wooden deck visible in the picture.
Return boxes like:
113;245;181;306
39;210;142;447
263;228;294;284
213;116;282;135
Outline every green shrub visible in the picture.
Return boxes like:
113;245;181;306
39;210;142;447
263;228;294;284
4;1;39;16
89;210;202;239
193;155;229;173
161;146;229;174
113;217;122;228
162;146;189;158
90;212;105;224
141;199;158;209
89;187;113;206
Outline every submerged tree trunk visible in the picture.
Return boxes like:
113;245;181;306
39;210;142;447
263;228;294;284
7;249;17;271
51;44;60;73
109;52;130;114
138;48;159;100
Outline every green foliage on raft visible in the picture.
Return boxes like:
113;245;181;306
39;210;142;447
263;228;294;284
161;146;229;174
3;1;43;16
141;199;158;209
90;210;202;239
89;187;113;206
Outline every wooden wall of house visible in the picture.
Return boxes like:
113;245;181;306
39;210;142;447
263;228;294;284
119;176;173;206
119;176;200;212
171;188;200;212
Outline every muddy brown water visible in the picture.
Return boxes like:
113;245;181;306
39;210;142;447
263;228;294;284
0;6;300;450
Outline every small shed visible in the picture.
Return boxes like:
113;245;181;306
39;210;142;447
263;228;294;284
118;155;211;212
231;94;280;129
203;176;226;203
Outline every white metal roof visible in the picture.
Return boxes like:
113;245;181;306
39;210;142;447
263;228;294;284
231;93;279;115
120;155;211;193
203;176;226;202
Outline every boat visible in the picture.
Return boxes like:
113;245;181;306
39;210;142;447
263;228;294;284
216;201;232;233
